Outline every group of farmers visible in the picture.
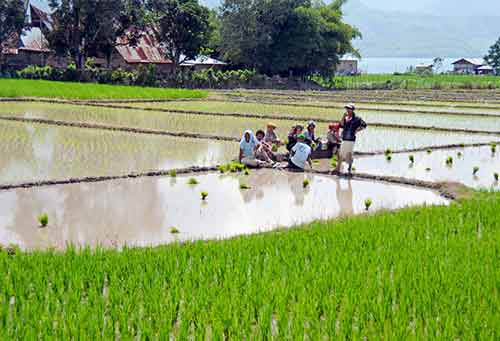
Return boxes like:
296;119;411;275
239;103;367;172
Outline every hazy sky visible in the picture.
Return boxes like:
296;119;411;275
356;0;500;15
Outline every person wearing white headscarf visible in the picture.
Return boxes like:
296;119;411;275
239;130;271;168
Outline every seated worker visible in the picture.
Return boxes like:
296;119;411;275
304;120;321;150
239;130;272;168
288;134;313;171
255;130;275;163
327;122;342;154
264;122;281;145
286;124;304;151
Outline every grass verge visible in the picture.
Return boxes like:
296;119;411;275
1;191;499;338
0;79;208;100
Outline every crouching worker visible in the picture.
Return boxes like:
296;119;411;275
288;134;312;171
239;130;272;168
327;122;342;154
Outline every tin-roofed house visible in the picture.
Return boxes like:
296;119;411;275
452;58;485;74
180;56;227;71
2;4;52;70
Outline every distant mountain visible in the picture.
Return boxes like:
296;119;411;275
202;0;500;58
344;0;500;58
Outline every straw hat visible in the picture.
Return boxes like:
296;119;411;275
344;103;356;110
267;122;277;129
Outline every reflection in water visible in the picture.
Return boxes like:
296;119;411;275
355;146;500;190
0;120;236;185
0;170;449;250
335;178;354;216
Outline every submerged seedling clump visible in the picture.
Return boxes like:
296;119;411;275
38;213;48;227
473;166;480;175
491;143;497;154
494;173;499;181
364;198;372;211
201;192;208;201
170;227;180;234
239;183;251;190
409;155;415;164
169;170;177;177
303;179;310;188
219;162;246;174
188;178;199;185
445;156;453;166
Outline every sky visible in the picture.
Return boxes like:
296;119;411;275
353;0;500;16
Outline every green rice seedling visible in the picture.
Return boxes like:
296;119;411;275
169;170;177;177
38;213;48;227
169;227;180;234
244;169;250;176
351;166;356;172
239;183;251;190
494;173;499;181
457;151;463;158
427;149;433;154
445;156;453;166
364;198;372;211
425;167;431;172
303;179;310;188
491;143;497;153
459;143;465;148
201;192;208;201
384;149;392;156
409;155;415;164
386;154;392;162
331;155;338;168
473;166;480;175
187;178;199;185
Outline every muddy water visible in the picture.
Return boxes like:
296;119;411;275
0;103;497;156
353;146;500;189
0;170;448;250
4;101;500;133
113;100;500;132
0;120;235;185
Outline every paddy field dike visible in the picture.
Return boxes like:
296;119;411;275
0;80;499;338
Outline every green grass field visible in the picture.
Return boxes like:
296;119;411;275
1;191;499;339
0;79;208;100
313;74;500;90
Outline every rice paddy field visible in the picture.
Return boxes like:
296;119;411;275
0;84;499;338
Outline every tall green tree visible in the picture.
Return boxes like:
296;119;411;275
485;37;500;75
146;0;211;68
0;0;25;71
48;0;144;69
218;0;360;77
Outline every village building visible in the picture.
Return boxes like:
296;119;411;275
180;56;227;71
336;58;358;76
415;63;434;74
451;58;487;74
2;4;52;70
476;65;494;75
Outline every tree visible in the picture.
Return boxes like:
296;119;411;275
146;0;211;68
433;57;443;73
48;0;144;69
485;37;500;75
0;0;25;71
218;0;360;77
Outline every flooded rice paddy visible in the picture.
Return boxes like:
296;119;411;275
0;102;497;155
0;95;497;250
111;100;500;132
0;120;234;185
354;146;500;189
0;170;448;250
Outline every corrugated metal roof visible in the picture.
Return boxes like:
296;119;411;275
452;58;484;66
180;56;227;66
19;27;50;52
115;31;172;65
